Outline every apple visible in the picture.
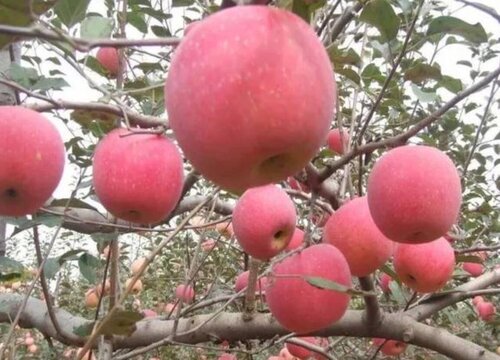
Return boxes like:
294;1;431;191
326;128;349;154
131;257;146;276
286;337;326;359
24;337;34;346
266;244;351;334
175;284;195;303
142;309;158;318
233;185;297;260
215;222;234;238
0;106;65;216
164;302;177;314
218;353;237;360
96;47;120;76
165;6;335;192
472;296;484;306
84;288;100;308
125;278;143;294
463;262;484;277
201;238;217;252
285;228;305;251
372;338;407;356
279;347;296;359
27;344;38;353
379;273;393;293
93;128;184;224
234;271;268;294
323;196;395;276
394;237;455;293
287;177;310;193
476;301;496;322
367;145;462;243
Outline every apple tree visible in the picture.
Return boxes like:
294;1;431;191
0;0;499;359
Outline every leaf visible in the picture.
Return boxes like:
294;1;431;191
426;16;487;44
54;0;90;29
70;109;118;136
0;257;25;282
73;321;95;337
80;16;113;39
455;254;483;264
98;310;143;336
304;276;376;297
327;47;361;68
32;77;69;91
291;0;325;23
127;11;148;33
411;84;438;103
78;253;100;284
49;198;98;211
359;0;400;42
43;258;61;279
172;0;195;7
438;75;463;94
404;63;442;84
361;64;384;86
335;67;360;85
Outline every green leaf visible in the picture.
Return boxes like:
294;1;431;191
361;64;384;86
327;47;361;68
98;310;143;336
49;198;98;211
80;16;114;39
172;0;195;7
404;63;442;84
359;0;400;42
335;67;360;85
0;257;25;282
291;0;325;23
127;11;148;33
438;75;463;94
78;253;100;284
32;77;69;91
456;254;483;264
73;321;95;337
411;84;438;103
43;258;61;279
304;276;376;297
426;16;487;44
54;0;90;29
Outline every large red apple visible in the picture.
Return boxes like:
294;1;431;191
372;338;407;356
175;284;195;304
93;128;184;224
394;237;455;293
326;128;349;154
165;6;335;192
96;47;120;76
266;244;351;334
234;271;268;294
286;337;326;359
0;106;65;216
323;197;395;276
367;145;462;243
232;185;297;260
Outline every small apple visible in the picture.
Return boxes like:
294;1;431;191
372;338;407;356
367;145;462;243
394;237;455;293
166;6;335;192
234;271;267;294
472;296;484;306
476;301;496;322
323;196;395;276
164;302;177;314
24;337;34;346
131;257;146;276
287;176;310;193
266;244;351;334
233;185;297;260
142;309;158;318
285;228;304;251
125;278;143;294
463;262;484;277
96;47;120;76
326;128;349;154
93;128;184;224
175;284;195;303
27;344;38;354
286;337;326;359
215;222;234;238
218;353;237;360
0;106;65;217
201;238;217;252
84;288;100;308
379;273;393;293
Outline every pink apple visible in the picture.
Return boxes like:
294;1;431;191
266;244;351;334
233;185;297;260
472;296;484;306
367;145;462;243
279;347;296;359
287;177;310;193
142;309;158;318
476;301;496;322
234;271;267;294
164;302;177;314
96;47;120;76
463;262;484;277
372;338;407;356
175;284;195;304
0;106;65;216
326;128;349;154
286;337;326;359
323;197;395;276
165;6;335;192
394;237;455;293
379;273;393;293
201;238;217;252
285;228;305;251
93;128;184;224
218;353;237;360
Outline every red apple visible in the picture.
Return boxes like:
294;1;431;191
233;185;297;260
24;337;34;346
279;347;296;359
164;302;177;314
367;145;462;243
175;284;195;303
286;337;326;359
142;309;158;318
96;47;120;76
93;128;184;224
285;228;305;251
266;244;351;334
323;197;395;277
472;296;484;306
326;128;349;154
218;353;237;360
165;6;335;192
234;271;267;294
394;237;455;293
372;338;407;356
84;288;100;308
379;273;393;293
0;106;65;216
463;262;484;277
201;238;217;252
287;177;310;193
476;301;496;322
27;344;38;353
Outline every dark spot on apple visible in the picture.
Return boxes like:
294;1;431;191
274;230;284;239
4;188;17;198
128;210;140;217
408;274;416;281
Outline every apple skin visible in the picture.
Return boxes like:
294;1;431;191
323;197;395;277
131;257;146;276
266;244;351;334
285;228;304;251
394;237;455;293
472;296;484;306
367;145;462;243
218;353;237;360
93;128;184;224
234;271;268;294
165;6;335;192
379;273;393;293
476;301;496;322
463;262;484;277
142;309;158;318
326;128;349;154
0;106;65;216
96;47;120;76
175;284;195;303
286;337;326;360
372;338;407;356
233;185;297;260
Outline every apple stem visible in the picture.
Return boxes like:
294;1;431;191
243;258;260;321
